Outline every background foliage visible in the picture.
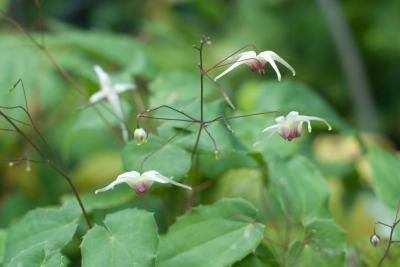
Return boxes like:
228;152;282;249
0;0;400;266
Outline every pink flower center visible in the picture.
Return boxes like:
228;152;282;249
249;60;265;75
280;127;301;141
134;182;149;194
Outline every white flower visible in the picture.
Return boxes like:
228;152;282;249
90;65;136;142
214;50;295;81
134;128;147;145
263;111;332;141
95;170;192;194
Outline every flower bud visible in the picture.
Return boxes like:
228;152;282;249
370;234;380;247
134;128;147;145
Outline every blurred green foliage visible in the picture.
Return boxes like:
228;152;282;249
0;0;400;266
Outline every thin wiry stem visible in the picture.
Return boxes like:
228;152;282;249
0;109;92;229
205;43;258;73
138;105;197;122
191;125;203;162
7;79;55;154
0;11;123;143
0;157;48;165
201;68;235;109
139;123;195;173
207;57;262;73
375;199;400;267
0;128;16;132
138;115;194;123
203;126;219;153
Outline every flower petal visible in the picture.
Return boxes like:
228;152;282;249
298;115;332;131
214;51;257;81
89;91;106;104
114;83;136;94
262;124;279;132
267;51;296;76
143;170;192;190
94;65;111;87
95;171;140;194
258;52;281;81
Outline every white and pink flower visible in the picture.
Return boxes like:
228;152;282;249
214;50;295;81
95;170;192;194
263;111;332;141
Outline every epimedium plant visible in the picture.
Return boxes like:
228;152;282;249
1;13;400;267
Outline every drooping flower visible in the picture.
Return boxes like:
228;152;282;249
262;111;332;141
95;170;192;194
134;128;147;145
214;50;295;81
90;65;136;142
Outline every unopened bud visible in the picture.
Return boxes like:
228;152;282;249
370;234;380;247
214;150;220;160
134;128;147;145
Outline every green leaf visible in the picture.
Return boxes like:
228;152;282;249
290;218;346;267
268;156;330;221
211;169;264;207
81;209;159;267
3;201;81;265
8;248;68;267
149;71;213;107
254;81;347;131
230;114;302;159
157;198;265;267
232;254;265;267
0;229;6;265
74;99;133;130
367;145;400;209
122;135;191;178
50;30;145;68
156;100;242;154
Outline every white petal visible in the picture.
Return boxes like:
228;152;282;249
254;131;276;146
95;171;140;194
114;83;136;94
143;171;192;190
267;51;296;76
214;51;257;81
120;123;129;142
287;111;299;117
118;171;141;179
107;93;124;120
298;115;332;131
262;124;279;132
89;91;106;104
94;65;111;86
258;52;281;81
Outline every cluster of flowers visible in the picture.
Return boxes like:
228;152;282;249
91;49;331;195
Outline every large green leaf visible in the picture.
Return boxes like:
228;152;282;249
288;218;346;267
148;71;213;107
49;30;146;68
2;201;81;265
157;198;265;267
367;145;400;209
122;136;191;178
211;169;264;206
268;155;330;221
8;247;68;267
0;229;6;265
81;209;159;267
